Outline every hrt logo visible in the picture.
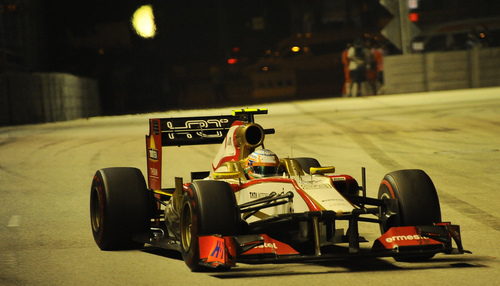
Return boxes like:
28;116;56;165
207;238;226;263
210;241;224;259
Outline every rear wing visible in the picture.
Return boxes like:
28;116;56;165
146;109;271;190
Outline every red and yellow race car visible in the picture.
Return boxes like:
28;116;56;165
90;109;469;271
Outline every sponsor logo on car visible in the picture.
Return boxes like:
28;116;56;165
149;167;159;177
255;242;278;249
148;149;158;160
249;191;272;199
385;234;429;243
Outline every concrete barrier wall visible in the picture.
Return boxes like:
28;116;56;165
0;72;100;125
384;54;426;94
384;47;500;94
477;48;500;87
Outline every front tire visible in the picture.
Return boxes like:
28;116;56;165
90;167;151;250
378;169;441;261
180;180;239;271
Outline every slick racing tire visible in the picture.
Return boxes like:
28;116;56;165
90;167;151;250
293;157;321;174
180;180;239;272
378;169;442;261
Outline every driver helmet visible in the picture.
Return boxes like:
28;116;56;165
245;149;280;179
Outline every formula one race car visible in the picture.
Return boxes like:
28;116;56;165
90;109;469;271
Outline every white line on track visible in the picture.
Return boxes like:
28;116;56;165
7;215;21;227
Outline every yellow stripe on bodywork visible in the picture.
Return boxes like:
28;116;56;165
153;189;172;196
309;196;326;211
212;172;241;180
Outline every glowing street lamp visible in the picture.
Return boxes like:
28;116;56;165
291;46;301;53
131;5;157;38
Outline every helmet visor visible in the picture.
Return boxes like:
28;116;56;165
253;166;278;177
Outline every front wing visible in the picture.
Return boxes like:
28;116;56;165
197;223;469;268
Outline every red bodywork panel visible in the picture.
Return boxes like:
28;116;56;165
240;234;299;255
198;234;299;268
146;119;162;190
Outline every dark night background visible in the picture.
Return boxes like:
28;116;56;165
2;0;500;116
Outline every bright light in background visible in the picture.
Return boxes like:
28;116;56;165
131;5;156;38
291;46;301;53
408;12;419;22
227;58;238;64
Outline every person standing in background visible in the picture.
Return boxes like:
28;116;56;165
372;43;385;94
347;39;369;97
341;43;352;97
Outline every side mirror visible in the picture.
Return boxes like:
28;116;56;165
310;166;336;175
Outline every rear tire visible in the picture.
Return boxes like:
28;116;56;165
378;169;441;261
90;167;151;250
293;157;321;174
180;180;239;272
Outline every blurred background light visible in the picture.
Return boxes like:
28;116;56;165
131;4;156;38
227;58;238;64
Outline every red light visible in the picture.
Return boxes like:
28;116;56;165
227;58;238;64
408;12;419;22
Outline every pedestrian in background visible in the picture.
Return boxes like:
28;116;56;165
365;41;384;95
466;30;483;49
341;43;352;97
372;43;385;94
347;39;369;97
